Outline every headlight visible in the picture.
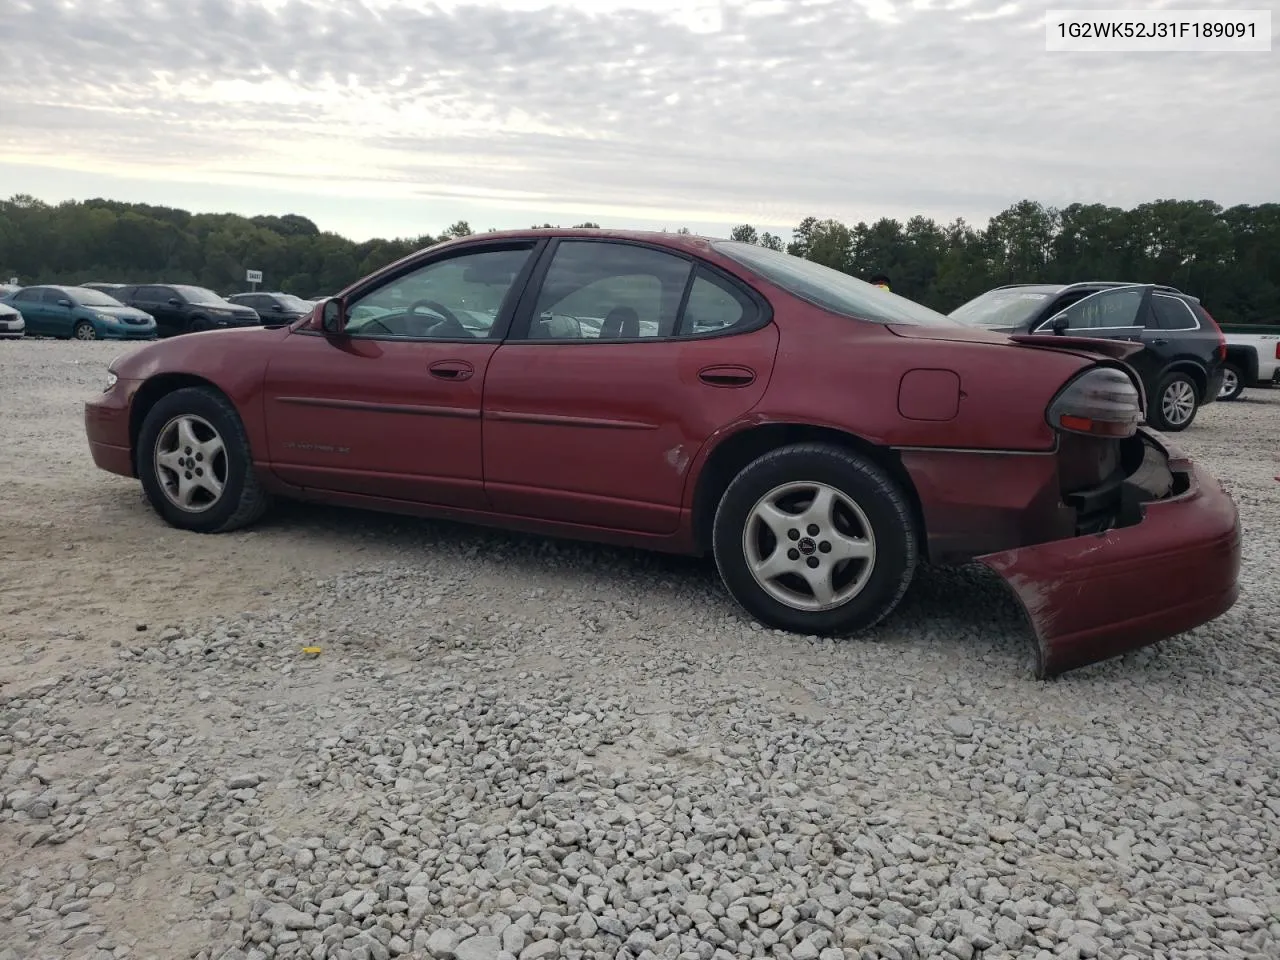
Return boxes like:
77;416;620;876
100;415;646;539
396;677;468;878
104;371;118;391
97;313;121;323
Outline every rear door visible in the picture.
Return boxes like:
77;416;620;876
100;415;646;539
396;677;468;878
481;238;779;535
9;288;47;334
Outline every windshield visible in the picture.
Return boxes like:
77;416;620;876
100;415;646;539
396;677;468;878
712;241;958;327
68;286;125;307
949;288;1059;329
173;285;226;306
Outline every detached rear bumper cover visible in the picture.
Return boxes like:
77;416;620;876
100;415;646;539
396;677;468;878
976;429;1241;678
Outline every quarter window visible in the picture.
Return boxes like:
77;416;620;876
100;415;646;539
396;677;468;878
344;245;532;340
679;269;752;335
528;241;693;340
1150;294;1199;331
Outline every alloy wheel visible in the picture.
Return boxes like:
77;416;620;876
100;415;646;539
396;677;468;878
741;481;876;612
1161;379;1197;427
153;414;228;512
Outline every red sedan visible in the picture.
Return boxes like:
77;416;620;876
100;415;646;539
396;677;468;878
84;229;1241;676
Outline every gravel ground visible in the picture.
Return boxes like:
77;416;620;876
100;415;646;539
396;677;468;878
2;339;1279;960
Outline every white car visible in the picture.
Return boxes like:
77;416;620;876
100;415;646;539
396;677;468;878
0;301;24;339
1219;323;1280;400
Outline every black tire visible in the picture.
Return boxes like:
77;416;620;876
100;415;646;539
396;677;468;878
136;386;270;533
711;442;918;636
189;316;212;333
73;321;98;341
1148;371;1200;432
1218;362;1245;402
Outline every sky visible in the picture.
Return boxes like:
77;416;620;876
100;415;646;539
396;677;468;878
0;0;1275;242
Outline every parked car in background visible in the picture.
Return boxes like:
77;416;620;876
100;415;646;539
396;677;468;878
1217;323;1280;400
226;291;314;328
110;284;261;337
949;282;1226;431
85;229;1240;678
82;282;125;295
0;285;157;340
0;283;20;299
0;300;24;339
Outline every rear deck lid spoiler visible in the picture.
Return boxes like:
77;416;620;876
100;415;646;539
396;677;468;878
1007;333;1144;361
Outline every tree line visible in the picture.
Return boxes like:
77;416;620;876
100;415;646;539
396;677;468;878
1;194;1276;323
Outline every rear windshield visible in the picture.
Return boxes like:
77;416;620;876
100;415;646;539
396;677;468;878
711;240;958;327
949;288;1058;328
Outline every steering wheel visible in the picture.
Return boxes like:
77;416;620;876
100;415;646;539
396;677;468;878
407;299;461;326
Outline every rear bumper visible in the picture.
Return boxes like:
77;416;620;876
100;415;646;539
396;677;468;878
1203;368;1224;404
976;430;1241;678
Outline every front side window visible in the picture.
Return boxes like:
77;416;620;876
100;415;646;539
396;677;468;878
345;245;532;339
41;289;69;304
713;240;958;327
137;286;171;301
528;241;692;340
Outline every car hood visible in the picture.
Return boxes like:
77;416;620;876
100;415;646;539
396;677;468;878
0;303;20;317
886;322;1143;362
96;305;153;320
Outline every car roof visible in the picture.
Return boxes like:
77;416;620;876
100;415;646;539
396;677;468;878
995;280;1185;295
439;227;718;251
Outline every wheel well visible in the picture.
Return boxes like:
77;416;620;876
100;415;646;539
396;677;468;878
1223;346;1258;380
1164;362;1208;400
690;424;929;558
128;374;223;472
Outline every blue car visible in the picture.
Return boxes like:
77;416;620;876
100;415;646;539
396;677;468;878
0;285;158;340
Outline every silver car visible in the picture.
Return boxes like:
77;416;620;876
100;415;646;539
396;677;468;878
0;301;24;339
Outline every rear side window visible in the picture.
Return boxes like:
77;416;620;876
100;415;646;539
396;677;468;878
678;268;756;336
1150;294;1200;331
12;288;40;302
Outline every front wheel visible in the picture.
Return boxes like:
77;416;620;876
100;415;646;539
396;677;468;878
1217;363;1244;402
136;386;270;533
1150;371;1200;432
74;321;98;340
712;443;919;636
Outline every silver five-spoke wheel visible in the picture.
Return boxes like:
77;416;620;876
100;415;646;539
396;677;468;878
1217;367;1238;400
153;414;227;512
1161;379;1197;427
742;480;877;611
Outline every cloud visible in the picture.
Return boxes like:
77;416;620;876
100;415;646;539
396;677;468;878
0;0;1274;236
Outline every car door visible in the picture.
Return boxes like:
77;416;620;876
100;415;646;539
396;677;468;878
10;288;47;334
1145;292;1207;370
1035;283;1162;383
40;289;75;336
482;238;779;536
261;240;539;508
133;285;183;336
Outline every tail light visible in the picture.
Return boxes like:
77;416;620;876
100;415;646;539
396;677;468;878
1275;342;1280;361
1199;305;1227;361
1047;367;1142;438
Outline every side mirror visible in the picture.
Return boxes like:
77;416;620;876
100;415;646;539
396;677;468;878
168;298;182;307
1050;313;1070;335
270;303;283;312
321;298;347;334
57;299;72;307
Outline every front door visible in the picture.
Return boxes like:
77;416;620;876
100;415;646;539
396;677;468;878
482;238;779;535
261;242;538;508
132;285;184;336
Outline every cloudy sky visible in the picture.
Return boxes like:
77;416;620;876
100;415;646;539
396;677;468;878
1;0;1275;241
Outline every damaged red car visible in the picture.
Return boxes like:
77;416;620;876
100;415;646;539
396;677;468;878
84;230;1241;676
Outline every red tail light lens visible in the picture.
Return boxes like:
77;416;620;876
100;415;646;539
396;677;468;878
1200;306;1228;360
1047;367;1143;438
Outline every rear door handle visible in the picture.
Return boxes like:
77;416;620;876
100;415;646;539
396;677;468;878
698;364;756;387
429;360;474;381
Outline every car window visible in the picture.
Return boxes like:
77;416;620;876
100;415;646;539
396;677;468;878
528;241;693;340
136;286;169;301
1151;294;1200;331
345;245;533;340
12;288;40;302
40;289;68;304
713;239;959;327
114;286;137;301
1055;286;1147;330
678;268;754;336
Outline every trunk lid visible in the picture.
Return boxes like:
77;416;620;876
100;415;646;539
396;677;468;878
886;323;1143;362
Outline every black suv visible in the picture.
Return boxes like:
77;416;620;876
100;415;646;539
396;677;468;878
225;291;313;328
949;282;1226;432
112;284;261;337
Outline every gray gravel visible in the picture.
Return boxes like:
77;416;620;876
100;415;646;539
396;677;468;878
2;340;1279;960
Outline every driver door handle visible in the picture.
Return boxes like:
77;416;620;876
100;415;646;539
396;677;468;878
429;359;474;381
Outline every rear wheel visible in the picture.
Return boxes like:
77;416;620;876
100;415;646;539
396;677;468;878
712;443;918;636
74;321;98;341
1149;371;1199;432
137;386;270;533
1217;363;1244;402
